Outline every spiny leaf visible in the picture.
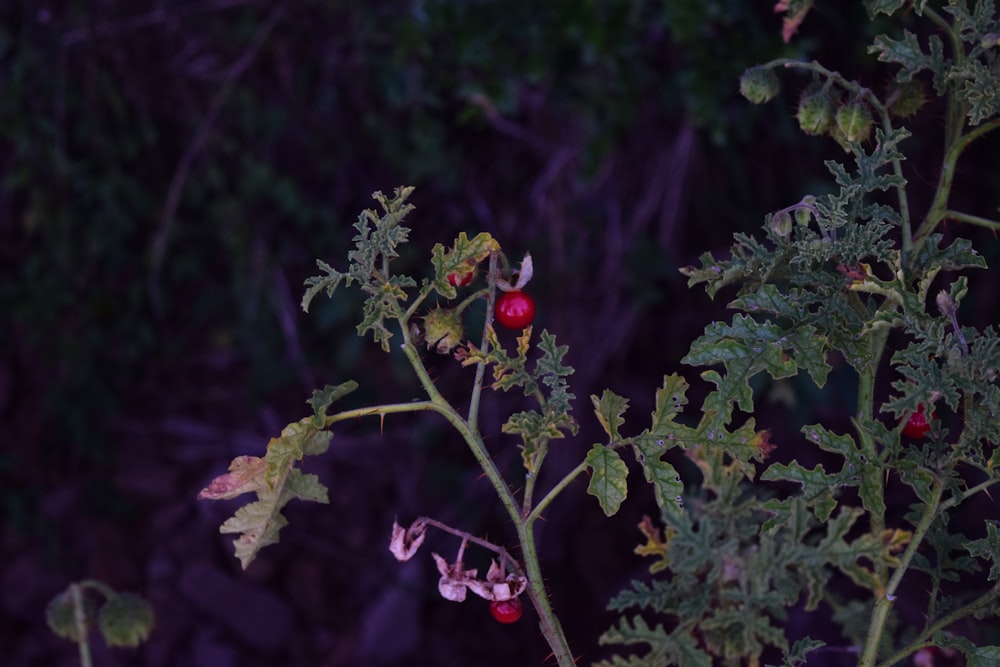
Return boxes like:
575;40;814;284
585;443;629;517
307;381;359;427
780;638;826;666
633;439;685;519
503;408;572;474
967;645;1000;667
598;616;712;667
200;418;332;569
593;389;629;440
430;231;499;298
966;521;1000;581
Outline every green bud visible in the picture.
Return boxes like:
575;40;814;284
422;307;464;354
98;593;155;648
836;100;874;143
796;87;835;136
46;588;96;642
739;66;780;105
888;80;927;118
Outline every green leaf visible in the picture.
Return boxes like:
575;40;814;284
683;314;801;422
864;0;910;17
200;417;332;569
633;439;685;518
968;645;1000;667
503;408;571;473
302;187;417;348
780;637;826;666
306;381;359;427
598;616;711;667
593;389;629;440
429;231;498;298
648;374;690;433
586;443;629;516
301;259;347;313
966;521;1000;580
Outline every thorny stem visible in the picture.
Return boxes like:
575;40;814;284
876;584;1000;667
395;294;576;667
859;479;944;667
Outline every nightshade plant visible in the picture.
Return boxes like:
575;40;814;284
200;2;1000;665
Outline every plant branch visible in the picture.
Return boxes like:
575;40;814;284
859;478;944;667
876;583;1000;667
70;583;93;667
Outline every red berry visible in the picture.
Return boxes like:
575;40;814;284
902;404;933;439
447;271;474;287
489;597;523;624
495;291;536;329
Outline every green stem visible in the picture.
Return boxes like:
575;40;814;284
528;460;589;525
70;584;93;667
914;118;1000;250
325;400;440;425
521;511;576;666
394;312;576;666
876;583;1000;667
858;479;944;667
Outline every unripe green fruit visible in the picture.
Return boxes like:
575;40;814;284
46;590;94;642
836;100;874;143
796;88;835;136
888;80;927;117
739;66;780;104
98;593;155;648
423;307;464;354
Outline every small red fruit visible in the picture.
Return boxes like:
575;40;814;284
489;597;523;624
495;291;536;329
902;404;933;439
447;271;474;287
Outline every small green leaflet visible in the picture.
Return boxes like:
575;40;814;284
586;443;628;517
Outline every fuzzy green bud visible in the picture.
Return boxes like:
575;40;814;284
836;100;874;143
796;87;835;136
46;590;93;642
98;593;155;648
739;66;780;104
888;80;927;118
422;307;464;354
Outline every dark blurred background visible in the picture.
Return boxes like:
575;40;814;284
3;1;999;665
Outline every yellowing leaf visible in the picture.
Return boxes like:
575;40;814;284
198;456;269;500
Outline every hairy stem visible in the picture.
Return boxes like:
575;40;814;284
859;479;944;667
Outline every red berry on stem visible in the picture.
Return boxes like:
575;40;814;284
447;271;474;287
902;404;932;439
489;597;523;624
495;291;535;329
